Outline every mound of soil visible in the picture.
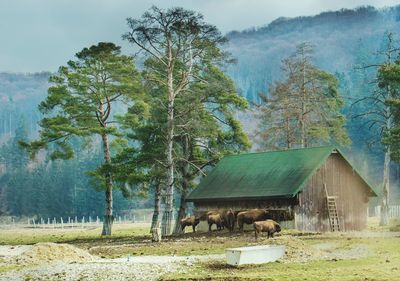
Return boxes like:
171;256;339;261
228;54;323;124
11;243;93;265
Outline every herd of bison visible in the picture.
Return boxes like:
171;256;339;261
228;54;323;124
180;209;282;239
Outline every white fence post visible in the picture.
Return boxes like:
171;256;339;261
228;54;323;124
373;205;400;218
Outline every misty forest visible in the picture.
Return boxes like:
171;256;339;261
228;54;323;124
1;5;400;237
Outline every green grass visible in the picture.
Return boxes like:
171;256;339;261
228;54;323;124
0;264;22;274
2;218;400;280
0;224;149;246
367;217;400;232
160;237;400;281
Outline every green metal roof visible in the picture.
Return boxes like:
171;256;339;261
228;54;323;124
187;146;376;202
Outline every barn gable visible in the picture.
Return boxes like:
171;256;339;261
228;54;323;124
187;146;376;202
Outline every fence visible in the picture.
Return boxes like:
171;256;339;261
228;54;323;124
0;209;185;229
1;213;153;229
373;205;400;218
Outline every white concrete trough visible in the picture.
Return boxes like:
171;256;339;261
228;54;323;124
225;245;285;266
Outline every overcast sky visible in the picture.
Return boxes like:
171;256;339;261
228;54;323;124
1;0;399;73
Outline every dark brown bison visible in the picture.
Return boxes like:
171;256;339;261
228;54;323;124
253;219;281;239
180;216;200;233
237;209;269;231
223;209;236;232
207;212;224;232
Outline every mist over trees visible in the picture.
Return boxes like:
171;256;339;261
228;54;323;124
1;5;400;228
255;43;350;150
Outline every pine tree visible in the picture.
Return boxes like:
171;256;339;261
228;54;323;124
20;42;142;235
353;32;400;226
172;65;250;234
123;6;231;236
255;43;350;150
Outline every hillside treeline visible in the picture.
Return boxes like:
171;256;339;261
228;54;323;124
0;5;400;233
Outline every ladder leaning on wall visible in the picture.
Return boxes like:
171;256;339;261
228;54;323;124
324;183;341;232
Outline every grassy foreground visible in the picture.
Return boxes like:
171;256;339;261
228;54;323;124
0;223;149;245
160;236;400;281
1;219;400;280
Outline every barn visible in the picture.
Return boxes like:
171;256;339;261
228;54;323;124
186;146;377;232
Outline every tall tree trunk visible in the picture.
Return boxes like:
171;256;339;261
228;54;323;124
150;183;162;232
173;135;191;234
300;50;307;148
173;183;189;235
380;103;392;226
162;48;175;236
380;148;390;226
101;133;113;235
285;114;291;149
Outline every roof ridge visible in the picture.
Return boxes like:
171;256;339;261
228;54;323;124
224;145;335;158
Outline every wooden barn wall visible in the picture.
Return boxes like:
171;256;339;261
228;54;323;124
193;198;295;213
295;153;370;232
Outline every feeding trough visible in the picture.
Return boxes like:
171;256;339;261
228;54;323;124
225;245;285;266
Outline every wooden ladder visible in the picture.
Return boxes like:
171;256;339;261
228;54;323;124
324;184;341;232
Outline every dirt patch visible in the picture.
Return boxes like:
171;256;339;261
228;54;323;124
6;243;93;265
0;261;180;281
0;245;31;257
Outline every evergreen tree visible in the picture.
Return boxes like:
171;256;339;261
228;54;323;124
123;6;232;236
20;42;142;235
172;65;250;233
255;43;350;150
353;32;400;226
375;33;400;225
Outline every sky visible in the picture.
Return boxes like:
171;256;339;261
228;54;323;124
0;0;399;73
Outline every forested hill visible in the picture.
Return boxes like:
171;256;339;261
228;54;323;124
1;5;400;217
225;5;400;102
0;72;49;141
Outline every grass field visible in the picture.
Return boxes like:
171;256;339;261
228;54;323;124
1;219;400;280
160;236;400;280
0;223;149;246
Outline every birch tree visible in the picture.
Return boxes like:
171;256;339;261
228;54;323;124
123;6;229;236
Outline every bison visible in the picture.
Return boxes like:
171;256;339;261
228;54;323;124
207;212;224;232
180;216;200;233
253;219;281;239
237;209;269;231
223;209;236;232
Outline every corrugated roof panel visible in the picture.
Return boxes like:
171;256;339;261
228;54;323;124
187;146;335;201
